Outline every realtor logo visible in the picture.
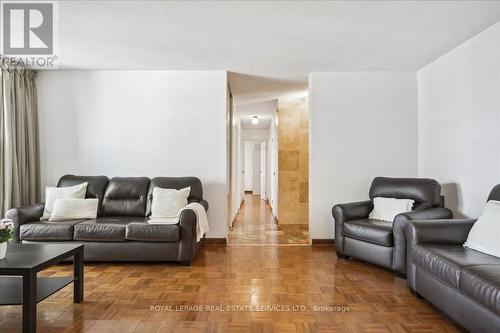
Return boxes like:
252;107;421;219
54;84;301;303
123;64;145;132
1;1;58;68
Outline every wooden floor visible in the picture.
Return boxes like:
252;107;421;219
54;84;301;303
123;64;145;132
227;194;309;245
0;245;463;333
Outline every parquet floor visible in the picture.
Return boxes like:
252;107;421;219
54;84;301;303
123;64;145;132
0;245;464;333
228;194;309;245
233;194;278;226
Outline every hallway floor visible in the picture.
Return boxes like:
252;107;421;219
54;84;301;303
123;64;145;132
227;194;309;245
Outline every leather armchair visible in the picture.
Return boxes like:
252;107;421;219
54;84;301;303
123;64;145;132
332;177;453;276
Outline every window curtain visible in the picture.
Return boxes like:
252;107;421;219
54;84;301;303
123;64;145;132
0;60;40;216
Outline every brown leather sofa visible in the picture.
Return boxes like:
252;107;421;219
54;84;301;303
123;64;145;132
405;184;500;333
332;177;453;276
6;175;208;265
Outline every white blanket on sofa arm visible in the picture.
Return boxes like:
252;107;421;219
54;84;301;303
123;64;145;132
148;202;209;242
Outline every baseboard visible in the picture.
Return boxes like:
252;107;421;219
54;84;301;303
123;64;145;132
311;239;334;245
205;238;330;245
204;238;227;245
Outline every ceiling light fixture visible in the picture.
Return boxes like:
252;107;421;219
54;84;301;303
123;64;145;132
252;116;259;125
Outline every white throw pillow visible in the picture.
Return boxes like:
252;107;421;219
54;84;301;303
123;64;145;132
369;197;415;222
49;198;98;221
41;183;88;220
151;187;191;218
464;200;500;257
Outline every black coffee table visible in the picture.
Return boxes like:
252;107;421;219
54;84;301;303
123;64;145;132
0;243;84;333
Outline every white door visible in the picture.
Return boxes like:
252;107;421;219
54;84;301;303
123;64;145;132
244;141;253;191
252;144;261;195
260;142;266;200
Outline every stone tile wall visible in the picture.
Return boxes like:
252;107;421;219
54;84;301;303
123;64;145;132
278;97;309;224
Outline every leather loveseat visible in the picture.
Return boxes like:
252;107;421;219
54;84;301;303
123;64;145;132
6;175;208;265
405;184;500;333
332;177;453;276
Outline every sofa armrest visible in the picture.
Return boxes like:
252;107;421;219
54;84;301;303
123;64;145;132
405;219;476;246
332;200;373;221
332;200;373;256
392;207;453;274
5;204;44;243
397;207;453;222
177;209;199;265
405;219;476;291
188;199;209;211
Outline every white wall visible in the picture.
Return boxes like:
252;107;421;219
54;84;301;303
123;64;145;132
260;142;267;200
309;72;418;239
418;21;500;218
269;112;278;217
37;71;228;238
229;105;241;224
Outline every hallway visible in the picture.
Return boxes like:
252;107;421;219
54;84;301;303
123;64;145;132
227;194;309;245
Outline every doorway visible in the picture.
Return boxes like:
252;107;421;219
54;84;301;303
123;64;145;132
227;94;309;246
244;141;264;196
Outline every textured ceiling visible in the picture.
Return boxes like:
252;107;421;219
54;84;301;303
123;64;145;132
53;1;500;99
57;1;500;73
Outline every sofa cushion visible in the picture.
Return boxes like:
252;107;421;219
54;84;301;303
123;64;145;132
73;216;148;242
413;244;500;289
42;182;88;220
126;223;180;242
20;220;86;241
460;265;500;316
146;177;203;216
369;197;414;222
101;177;150;216
343;219;393;246
464;200;500;258
58;175;109;214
